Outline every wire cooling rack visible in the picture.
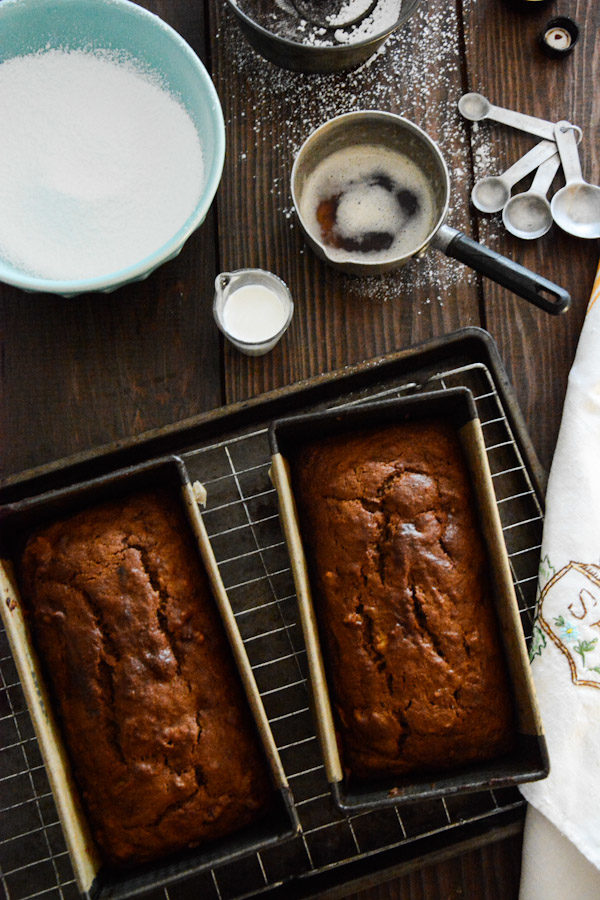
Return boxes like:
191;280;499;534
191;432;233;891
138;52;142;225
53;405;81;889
0;351;544;900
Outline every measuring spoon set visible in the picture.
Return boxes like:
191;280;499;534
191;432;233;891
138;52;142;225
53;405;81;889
459;92;600;240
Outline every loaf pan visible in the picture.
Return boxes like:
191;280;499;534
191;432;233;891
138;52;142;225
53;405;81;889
0;455;299;899
269;387;549;813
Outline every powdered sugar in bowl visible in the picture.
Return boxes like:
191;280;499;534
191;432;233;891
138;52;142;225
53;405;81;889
0;0;225;296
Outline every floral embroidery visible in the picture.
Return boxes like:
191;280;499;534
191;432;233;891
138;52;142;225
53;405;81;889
573;638;598;666
534;561;600;689
538;554;556;591
528;555;554;662
529;621;547;661
555;616;579;643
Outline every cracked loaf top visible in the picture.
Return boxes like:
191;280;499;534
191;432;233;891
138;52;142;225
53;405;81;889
290;419;516;780
19;490;271;867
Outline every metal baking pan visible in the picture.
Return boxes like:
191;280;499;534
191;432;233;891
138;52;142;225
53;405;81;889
0;328;549;900
0;455;299;900
269;388;548;813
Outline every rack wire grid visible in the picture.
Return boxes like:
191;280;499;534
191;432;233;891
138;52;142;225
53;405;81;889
0;358;544;900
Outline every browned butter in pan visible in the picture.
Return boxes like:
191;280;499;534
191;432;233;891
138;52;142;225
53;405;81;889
300;144;437;262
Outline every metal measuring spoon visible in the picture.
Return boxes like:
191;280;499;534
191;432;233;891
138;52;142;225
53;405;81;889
502;154;560;239
471;140;558;214
291;0;378;29
459;93;560;141
551;121;600;239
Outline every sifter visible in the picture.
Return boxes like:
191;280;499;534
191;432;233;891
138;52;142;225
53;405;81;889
290;0;379;28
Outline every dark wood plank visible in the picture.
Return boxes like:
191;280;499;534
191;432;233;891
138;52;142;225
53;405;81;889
462;0;599;471
0;0;222;480
342;830;522;900
210;0;485;403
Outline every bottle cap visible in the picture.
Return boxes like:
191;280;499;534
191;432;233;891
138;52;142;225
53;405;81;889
539;17;579;58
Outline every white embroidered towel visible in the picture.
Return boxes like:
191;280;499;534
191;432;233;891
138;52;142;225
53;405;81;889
519;259;600;895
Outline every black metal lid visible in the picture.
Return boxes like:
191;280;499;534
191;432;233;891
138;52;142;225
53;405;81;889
539;16;580;58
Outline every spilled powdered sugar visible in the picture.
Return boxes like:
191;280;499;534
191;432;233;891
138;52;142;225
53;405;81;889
222;0;502;309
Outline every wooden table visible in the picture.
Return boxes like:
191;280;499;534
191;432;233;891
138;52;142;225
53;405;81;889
1;0;598;898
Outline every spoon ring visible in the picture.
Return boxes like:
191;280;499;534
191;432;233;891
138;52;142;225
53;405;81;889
558;122;583;143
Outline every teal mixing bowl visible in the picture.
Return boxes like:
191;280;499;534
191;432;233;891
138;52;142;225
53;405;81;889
0;0;225;296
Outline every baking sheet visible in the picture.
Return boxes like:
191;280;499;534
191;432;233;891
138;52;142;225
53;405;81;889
0;329;544;900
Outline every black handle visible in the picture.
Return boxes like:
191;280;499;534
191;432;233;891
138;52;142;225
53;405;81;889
442;229;570;315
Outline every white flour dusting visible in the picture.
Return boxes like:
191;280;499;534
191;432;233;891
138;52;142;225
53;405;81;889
324;0;380;27
0;49;205;281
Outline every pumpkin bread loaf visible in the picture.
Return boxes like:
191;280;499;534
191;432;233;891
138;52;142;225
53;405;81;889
290;420;516;779
19;490;271;866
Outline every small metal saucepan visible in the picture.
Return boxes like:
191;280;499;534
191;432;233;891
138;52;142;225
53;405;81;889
291;111;570;314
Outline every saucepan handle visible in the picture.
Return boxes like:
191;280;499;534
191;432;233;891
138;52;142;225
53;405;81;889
433;225;570;315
